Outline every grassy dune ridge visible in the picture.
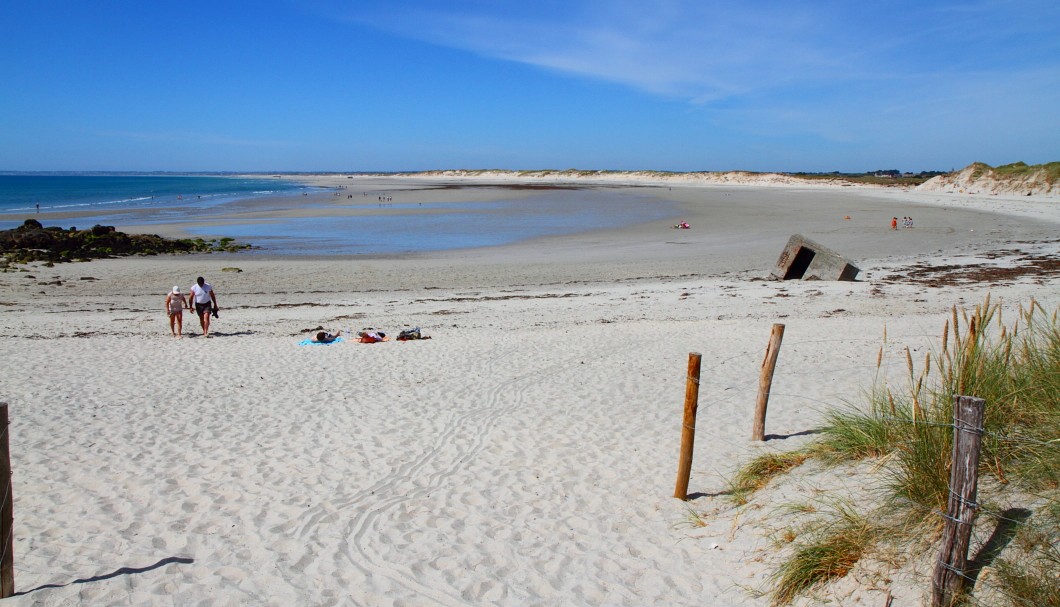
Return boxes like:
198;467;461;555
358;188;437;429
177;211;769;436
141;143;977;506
727;297;1060;606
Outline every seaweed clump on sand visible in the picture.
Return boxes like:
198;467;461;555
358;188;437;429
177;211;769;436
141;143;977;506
0;219;250;266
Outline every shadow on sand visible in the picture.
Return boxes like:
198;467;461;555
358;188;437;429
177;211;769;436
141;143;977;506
16;556;194;596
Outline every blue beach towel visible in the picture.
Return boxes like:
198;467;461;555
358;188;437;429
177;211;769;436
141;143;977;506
298;337;345;346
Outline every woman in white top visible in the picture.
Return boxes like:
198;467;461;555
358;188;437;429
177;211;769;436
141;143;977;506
165;286;187;337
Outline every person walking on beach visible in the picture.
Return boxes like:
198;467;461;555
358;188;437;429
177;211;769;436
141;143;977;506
189;276;219;337
165;286;187;337
891;217;898;230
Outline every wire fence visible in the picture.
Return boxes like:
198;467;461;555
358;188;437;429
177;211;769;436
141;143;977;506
672;320;1056;445
726;398;1056;606
911;491;1057;607
671;315;1059;606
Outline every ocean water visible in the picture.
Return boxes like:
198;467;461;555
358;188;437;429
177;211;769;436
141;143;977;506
1;175;679;255
0;174;306;216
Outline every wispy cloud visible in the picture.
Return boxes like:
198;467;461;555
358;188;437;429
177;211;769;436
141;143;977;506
320;0;1060;108
336;2;836;99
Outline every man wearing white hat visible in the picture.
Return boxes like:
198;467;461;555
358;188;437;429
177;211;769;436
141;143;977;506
165;285;187;338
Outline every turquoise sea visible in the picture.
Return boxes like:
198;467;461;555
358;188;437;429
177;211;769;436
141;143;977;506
0;174;307;216
0;174;679;256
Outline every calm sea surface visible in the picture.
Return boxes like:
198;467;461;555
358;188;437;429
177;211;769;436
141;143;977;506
0;175;679;255
0;174;306;214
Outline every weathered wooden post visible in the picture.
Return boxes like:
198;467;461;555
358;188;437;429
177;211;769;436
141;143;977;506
0;403;12;598
674;353;702;500
752;323;785;441
931;395;986;607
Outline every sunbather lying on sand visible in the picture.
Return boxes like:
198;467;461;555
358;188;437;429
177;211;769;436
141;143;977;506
397;327;431;340
357;329;387;343
311;330;342;343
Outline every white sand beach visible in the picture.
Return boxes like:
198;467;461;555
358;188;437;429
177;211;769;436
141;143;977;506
1;176;1058;605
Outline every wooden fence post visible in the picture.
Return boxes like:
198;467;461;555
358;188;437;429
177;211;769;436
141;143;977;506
674;353;702;500
752;323;785;441
0;403;13;598
931;395;986;607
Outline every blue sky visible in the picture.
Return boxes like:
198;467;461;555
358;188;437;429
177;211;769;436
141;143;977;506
2;1;1058;173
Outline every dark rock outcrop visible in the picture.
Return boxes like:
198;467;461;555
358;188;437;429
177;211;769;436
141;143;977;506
0;219;249;264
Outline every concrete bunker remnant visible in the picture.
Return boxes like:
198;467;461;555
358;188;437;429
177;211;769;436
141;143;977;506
772;234;860;281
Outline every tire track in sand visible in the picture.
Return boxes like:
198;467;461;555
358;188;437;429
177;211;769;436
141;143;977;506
307;340;604;605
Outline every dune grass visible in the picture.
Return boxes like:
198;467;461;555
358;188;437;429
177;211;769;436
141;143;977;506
728;451;812;505
727;296;1060;605
992;503;1060;607
967;161;1060;187
814;297;1059;513
993;161;1060;184
994;554;1060;605
768;500;883;606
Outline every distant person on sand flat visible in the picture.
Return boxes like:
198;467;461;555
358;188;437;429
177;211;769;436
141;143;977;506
189;276;219;337
165;286;187;337
891;217;898;230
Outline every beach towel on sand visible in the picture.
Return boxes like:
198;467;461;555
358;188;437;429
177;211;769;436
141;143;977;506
298;337;344;346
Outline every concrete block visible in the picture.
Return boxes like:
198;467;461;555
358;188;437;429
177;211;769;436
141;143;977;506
771;234;860;281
